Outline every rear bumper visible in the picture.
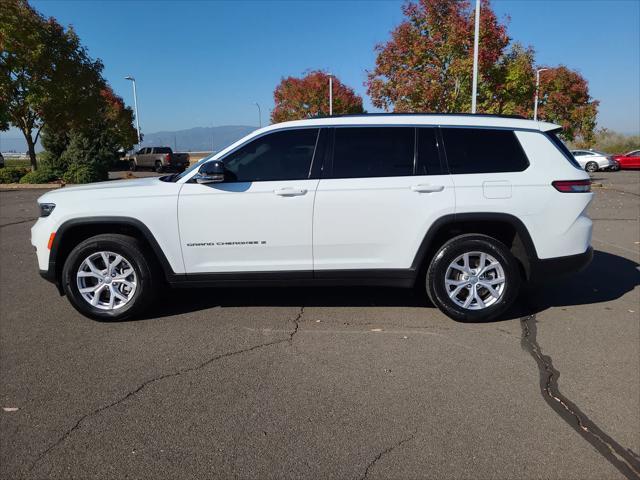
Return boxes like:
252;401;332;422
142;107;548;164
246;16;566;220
528;247;593;283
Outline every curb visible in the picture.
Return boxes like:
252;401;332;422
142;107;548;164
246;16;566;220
0;183;65;191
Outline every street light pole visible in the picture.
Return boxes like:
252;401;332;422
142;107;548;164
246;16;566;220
328;73;333;116
471;0;480;114
534;68;549;121
124;76;141;144
254;102;262;128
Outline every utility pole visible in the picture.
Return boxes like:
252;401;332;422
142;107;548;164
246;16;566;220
124;76;141;143
471;0;480;114
534;68;549;121
328;73;334;116
254;102;262;128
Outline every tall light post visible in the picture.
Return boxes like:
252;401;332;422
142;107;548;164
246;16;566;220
471;0;480;114
328;73;334;116
254;102;262;128
124;76;141;144
534;68;549;121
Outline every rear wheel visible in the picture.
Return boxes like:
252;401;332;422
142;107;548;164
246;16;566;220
585;161;598;173
129;160;137;171
61;234;159;321
426;234;520;322
155;161;164;173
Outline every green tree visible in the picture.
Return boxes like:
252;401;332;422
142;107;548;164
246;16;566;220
272;70;364;123
0;0;105;169
42;87;137;182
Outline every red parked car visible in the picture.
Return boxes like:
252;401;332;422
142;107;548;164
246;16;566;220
613;150;640;169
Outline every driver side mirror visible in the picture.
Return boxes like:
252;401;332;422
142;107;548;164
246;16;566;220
195;160;225;184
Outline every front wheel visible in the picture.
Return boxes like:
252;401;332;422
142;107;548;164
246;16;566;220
585;161;599;173
426;234;521;322
61;234;159;321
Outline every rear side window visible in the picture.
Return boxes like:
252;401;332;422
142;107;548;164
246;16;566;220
154;147;172;154
441;128;529;174
416;128;445;175
547;132;582;169
331;127;414;178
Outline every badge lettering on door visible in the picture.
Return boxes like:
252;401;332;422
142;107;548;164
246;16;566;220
186;241;267;247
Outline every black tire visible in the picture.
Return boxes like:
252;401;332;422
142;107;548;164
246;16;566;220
585;161;598;173
61;234;159;321
426;234;521;322
129;160;137;172
155;161;163;173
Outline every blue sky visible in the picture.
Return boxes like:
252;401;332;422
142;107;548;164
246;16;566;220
16;0;640;136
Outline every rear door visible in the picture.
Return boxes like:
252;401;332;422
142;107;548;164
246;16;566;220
312;126;455;273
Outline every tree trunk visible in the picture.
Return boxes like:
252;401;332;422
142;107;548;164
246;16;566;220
25;133;38;170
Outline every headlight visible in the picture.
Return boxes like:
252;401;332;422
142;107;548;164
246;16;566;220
39;203;56;217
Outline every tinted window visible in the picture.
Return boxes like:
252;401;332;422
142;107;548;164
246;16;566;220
222;129;318;182
572;151;587;156
416;128;444;175
442;128;529;174
331;127;414;178
154;147;172;154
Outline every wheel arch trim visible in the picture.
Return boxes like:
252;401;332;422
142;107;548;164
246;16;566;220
411;213;539;275
48;216;177;287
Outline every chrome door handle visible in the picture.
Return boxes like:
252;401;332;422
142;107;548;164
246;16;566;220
274;188;307;197
411;184;444;193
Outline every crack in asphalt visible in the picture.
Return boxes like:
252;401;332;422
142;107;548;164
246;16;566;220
29;308;305;474
359;431;416;480
0;217;38;228
520;314;640;480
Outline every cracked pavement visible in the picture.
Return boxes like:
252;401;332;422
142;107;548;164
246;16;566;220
1;171;639;479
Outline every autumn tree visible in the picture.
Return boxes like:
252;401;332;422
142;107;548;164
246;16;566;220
0;0;107;169
366;0;598;141
536;66;598;143
271;71;364;123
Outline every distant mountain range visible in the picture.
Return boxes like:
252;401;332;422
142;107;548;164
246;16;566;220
0;125;258;154
139;125;257;153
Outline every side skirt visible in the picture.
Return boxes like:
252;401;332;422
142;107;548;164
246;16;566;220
167;269;417;289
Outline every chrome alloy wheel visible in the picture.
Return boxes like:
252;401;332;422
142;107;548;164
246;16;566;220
444;251;506;310
76;251;137;310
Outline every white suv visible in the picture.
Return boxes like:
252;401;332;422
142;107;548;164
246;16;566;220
31;114;594;322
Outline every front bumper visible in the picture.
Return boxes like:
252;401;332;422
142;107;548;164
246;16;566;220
528;246;593;283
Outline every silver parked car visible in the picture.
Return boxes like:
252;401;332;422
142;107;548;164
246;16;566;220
571;149;619;172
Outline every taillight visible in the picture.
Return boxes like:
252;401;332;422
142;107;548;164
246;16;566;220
552;180;591;193
165;153;170;163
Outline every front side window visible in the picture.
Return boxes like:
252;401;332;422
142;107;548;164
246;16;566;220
441;128;529;174
331;127;414;178
222;129;319;182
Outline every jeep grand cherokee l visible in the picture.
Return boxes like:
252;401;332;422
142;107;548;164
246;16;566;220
31;114;593;322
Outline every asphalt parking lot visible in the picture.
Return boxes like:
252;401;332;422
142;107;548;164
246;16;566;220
1;171;639;479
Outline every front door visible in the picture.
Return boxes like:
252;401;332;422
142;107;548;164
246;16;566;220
178;128;322;274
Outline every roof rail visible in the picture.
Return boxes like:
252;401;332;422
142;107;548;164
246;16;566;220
317;112;528;120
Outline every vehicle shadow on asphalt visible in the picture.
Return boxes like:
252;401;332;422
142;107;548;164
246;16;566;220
137;250;639;323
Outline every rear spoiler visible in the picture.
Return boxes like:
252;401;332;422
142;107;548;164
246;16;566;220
538;121;562;133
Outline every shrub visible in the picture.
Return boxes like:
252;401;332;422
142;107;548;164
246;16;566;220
18;166;59;184
62;162;107;184
0;167;29;184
